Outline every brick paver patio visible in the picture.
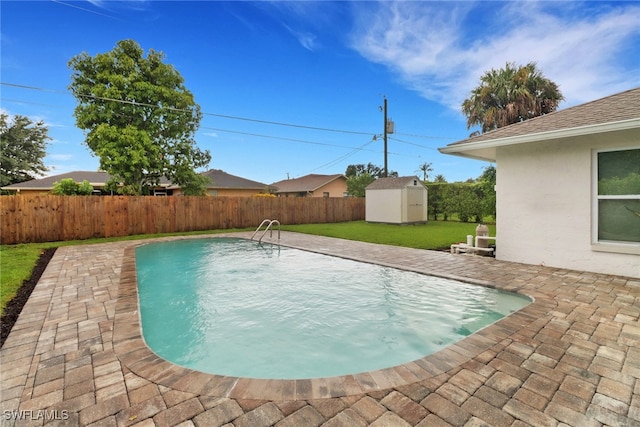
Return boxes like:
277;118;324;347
1;231;639;426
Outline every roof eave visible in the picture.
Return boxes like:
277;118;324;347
310;174;345;192
439;118;640;161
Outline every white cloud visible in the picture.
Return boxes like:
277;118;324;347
282;23;318;51
350;1;640;110
48;154;74;161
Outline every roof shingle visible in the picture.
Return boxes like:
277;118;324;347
200;169;270;189
365;176;423;190
2;171;112;190
271;174;345;193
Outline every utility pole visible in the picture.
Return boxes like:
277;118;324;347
383;96;388;177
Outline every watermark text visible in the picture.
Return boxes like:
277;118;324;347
3;410;69;421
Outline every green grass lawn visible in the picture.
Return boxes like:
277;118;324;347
1;220;495;314
0;229;247;314
1;243;58;312
282;220;495;250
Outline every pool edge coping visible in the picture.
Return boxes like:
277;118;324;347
112;232;554;401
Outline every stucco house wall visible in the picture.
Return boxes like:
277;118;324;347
496;130;639;278
2;188;48;197
312;179;348;197
272;174;348;197
440;87;640;279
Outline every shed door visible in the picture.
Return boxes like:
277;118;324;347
406;188;424;222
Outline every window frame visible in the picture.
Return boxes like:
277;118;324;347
591;146;640;255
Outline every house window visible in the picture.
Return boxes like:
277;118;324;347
323;192;330;197
593;147;640;251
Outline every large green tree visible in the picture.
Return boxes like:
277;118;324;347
345;163;397;197
462;62;564;134
68;39;211;195
0;113;50;188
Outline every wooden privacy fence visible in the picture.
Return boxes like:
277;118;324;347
0;195;365;245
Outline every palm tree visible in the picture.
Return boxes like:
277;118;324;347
462;62;564;134
418;162;433;181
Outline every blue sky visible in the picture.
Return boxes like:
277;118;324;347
2;1;639;185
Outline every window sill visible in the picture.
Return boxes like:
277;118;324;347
592;242;640;255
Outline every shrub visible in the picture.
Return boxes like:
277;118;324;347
51;178;94;195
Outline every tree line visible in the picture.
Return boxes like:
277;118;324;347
425;165;496;223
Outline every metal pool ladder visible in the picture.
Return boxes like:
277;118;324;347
251;219;281;243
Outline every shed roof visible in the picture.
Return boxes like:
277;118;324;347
271;174;345;193
439;87;640;161
366;176;424;190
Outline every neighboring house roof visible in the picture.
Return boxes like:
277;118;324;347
1;169;264;192
439;87;640;162
200;169;271;190
271;174;346;193
365;176;424;190
2;171;113;191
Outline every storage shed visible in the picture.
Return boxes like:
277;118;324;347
365;176;428;224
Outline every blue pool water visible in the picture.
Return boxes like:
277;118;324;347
135;238;530;379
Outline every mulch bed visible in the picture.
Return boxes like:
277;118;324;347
0;247;57;348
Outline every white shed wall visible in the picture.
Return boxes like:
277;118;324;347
366;189;403;223
496;130;640;278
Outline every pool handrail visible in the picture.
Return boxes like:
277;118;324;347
251;219;281;243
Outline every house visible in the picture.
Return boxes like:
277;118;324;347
0;171;138;196
2;169;272;197
439;87;640;278
199;169;273;197
271;174;348;197
365;176;428;224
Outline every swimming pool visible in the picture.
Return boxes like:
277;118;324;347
135;238;530;379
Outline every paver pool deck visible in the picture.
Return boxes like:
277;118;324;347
1;231;639;427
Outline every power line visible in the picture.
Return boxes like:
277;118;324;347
2;80;457;173
203;126;382;153
1;81;454;141
1;93;388;154
1;82;61;93
388;136;440;151
1;82;373;136
202;112;371;136
307;137;379;173
2;80;458;177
